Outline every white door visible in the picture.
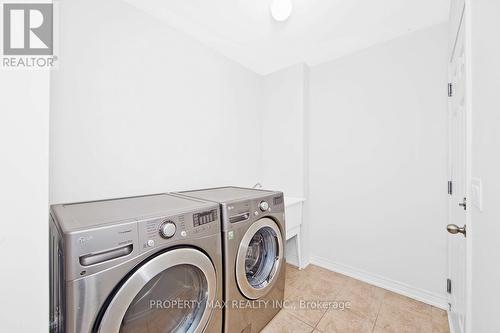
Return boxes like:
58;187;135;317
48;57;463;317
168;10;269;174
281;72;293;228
447;4;468;333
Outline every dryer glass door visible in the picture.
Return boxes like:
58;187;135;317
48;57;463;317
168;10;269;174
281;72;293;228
98;248;217;333
121;264;207;333
236;217;284;299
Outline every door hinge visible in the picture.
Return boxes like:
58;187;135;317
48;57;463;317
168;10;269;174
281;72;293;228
447;278;452;294
448;181;453;195
448;83;453;97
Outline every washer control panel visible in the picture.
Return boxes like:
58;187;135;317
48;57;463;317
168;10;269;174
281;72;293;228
221;192;283;232
259;200;269;212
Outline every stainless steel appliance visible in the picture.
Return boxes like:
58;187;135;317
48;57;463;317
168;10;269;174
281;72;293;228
50;194;223;333
176;187;286;333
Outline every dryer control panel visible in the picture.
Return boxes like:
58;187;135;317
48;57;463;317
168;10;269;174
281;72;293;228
51;194;221;281
137;206;220;253
193;209;218;227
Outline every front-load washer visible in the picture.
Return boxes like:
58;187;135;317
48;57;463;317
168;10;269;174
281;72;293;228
175;187;286;333
49;193;223;333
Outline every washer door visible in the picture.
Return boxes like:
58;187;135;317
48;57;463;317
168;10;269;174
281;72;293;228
236;217;284;300
97;248;216;333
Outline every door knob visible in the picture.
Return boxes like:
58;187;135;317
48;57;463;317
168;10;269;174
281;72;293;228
447;224;466;237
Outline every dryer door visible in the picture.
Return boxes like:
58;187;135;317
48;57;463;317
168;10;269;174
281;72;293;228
236;217;284;300
97;248;216;333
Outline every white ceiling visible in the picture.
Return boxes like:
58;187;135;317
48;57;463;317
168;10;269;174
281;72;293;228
125;0;450;75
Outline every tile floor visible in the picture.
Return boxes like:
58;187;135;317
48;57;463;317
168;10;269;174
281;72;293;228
262;264;450;333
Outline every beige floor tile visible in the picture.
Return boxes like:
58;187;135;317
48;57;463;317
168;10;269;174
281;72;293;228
281;264;440;333
431;307;447;317
285;264;304;297
287;265;349;301
284;300;328;327
382;291;432;318
261;309;314;333
432;321;450;333
303;265;349;283
316;309;374;333
337;279;385;323
286;263;302;279
375;301;432;333
344;278;386;300
284;265;347;327
285;279;341;304
286;265;301;283
430;307;450;333
372;325;390;333
337;288;382;323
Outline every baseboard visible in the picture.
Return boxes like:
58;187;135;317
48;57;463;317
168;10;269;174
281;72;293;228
310;255;448;310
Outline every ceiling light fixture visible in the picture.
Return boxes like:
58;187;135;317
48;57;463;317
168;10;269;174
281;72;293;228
270;0;293;22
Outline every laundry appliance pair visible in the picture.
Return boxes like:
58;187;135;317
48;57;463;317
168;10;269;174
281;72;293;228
50;187;286;333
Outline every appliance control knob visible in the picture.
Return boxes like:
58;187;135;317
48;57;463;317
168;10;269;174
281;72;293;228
259;201;269;212
159;221;176;238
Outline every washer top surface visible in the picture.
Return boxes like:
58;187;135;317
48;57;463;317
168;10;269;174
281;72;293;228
51;194;214;233
179;186;277;204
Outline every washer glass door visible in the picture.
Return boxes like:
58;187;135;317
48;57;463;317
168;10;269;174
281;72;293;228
98;248;216;333
236;218;283;299
246;228;278;288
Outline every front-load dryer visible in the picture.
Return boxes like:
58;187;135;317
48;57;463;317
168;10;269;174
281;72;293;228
49;193;223;333
176;187;286;333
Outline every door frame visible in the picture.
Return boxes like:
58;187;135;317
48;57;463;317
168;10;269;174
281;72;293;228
464;1;473;332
